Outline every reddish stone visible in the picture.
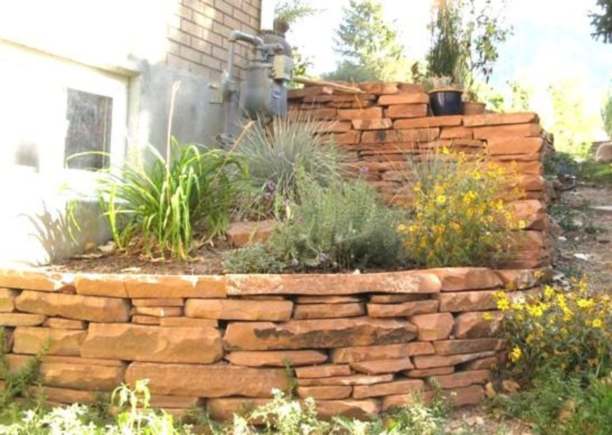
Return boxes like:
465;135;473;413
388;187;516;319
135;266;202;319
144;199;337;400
290;108;337;120
332;342;434;363
295;364;352;379
454;311;503;339
428;370;490;389
311;121;353;133
226;220;276;247
132;315;160;325
434;339;503;355
159;317;218;328
473;123;541;140
394;116;462;129
437;290;497;312
495;269;541;290
410;313;454;341
358;82;399;94
185;299;293;321
445;385;484;406
74;274;127;297
0;268;70;292
462;356;499;370
337;107;382;120
405;366;455;378
361;128;439;144
298;374;393;387
224;318;417;351
429;268;502;291
440;127;473;139
353;379;424;399
124;275;227;298
382;391;435;411
132;307;183;317
298;386;352;400
332;131;361;145
463;112;538;127
367;300;439;318
225;350;327;367
288;86;334;99
13;327;85;356
296;296;361;304
379;94;429;105
43;318;87;330
350;358;414;374
385;104;428;119
369;294;429;303
293;303;364;319
207;398;270;421
510;200;546;230
413;351;495;369
315;400;380;420
352;119;393;130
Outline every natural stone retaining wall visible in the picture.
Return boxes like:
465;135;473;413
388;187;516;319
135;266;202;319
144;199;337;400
0;266;546;419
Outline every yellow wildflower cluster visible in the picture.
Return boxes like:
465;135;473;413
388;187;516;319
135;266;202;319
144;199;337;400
495;278;611;378
399;150;524;267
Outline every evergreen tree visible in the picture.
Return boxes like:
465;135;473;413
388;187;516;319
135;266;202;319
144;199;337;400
591;0;612;43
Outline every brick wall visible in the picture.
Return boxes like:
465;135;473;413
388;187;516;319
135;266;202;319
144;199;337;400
166;0;261;81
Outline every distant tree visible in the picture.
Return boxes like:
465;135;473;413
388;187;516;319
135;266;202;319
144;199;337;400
507;80;533;112
327;0;410;81
603;90;612;138
591;0;612;43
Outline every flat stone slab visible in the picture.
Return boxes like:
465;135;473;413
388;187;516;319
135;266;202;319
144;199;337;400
590;205;612;214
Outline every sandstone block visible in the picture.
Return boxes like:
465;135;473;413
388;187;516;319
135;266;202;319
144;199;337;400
463;112;538;127
440;127;473;139
132;307;183;317
310;120;353;133
40;362;124;391
315;399;380;420
410;313;454;341
332;342;434;363
132;315;160;325
379;94;429;105
207;397;271;421
337;107;382;120
454;312;502;339
405;366;454;378
510;200;546;230
132;298;184;307
39;387;97;404
223;317;417;351
293;303;364;319
0;269;70;291
288;86;333;99
74;274;127;297
295;365;352;379
298;374;393;387
226;350;327;367
382;391;434;411
394;115;462;129
358;82;399;94
353;379;424;399
361;128;439;144
81;324;223;363
44;318;86;330
369;294;429;303
351;119;392;130
433;339;503;355
13;327;85;355
15;291;130;322
185;299;293;321
350;358;414;374
473;123;541;140
438;290;497;312
462;356;499;370
296;296;361;304
385;104;428;118
331;131;361;145
445;385;484;406
298;386;352;400
125;363;288;397
367;300;439;317
495;269;541;290
159;317;218;328
227;220;276;247
428;369;490;389
150;395;203;409
0;313;46;327
429;268;502;291
290;108;337;120
413;351;495;369
124;275;226;298
0;288;17;312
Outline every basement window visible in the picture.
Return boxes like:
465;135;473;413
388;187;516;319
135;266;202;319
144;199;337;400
64;89;113;170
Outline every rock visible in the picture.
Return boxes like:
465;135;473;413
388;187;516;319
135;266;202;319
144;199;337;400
413;351;495;369
510;200;547;230
386;104;428;119
405;366;455;378
81;324;223;364
296;296;361;304
394;115;462;129
149;395;203;409
15;291;130;322
463;113;538;127
293;303;364;319
132;298;184;307
185;299;293;321
454;312;502;339
463;356;499;370
409;313;454;341
445;385;484;406
358;82;399;95
332;342;434;363
382;391;435;410
123;275;227;298
159;317;218;328
595;142;612;163
223;317;417;351
132;315;160;325
39;387;97;404
433;339;503;355
132;307;183;317
225;350;327;367
0;288;17;312
295;365;352;379
369;294;429;303
353;379;424;399
298;374;393;387
0;313;46;327
298;385;352;400
125;363;288;397
379;94;429;105
226;271;441;296
485;382;497;398
437;291;497;312
495;269;541;290
0;269;70;291
502;379;520;393
486;137;543;156
350;358;414;375
226;220;276;247
337;107;382;120
207;397;271;421
43;318;87;330
473;123;541;140
314;400;380;420
352;119;393;130
367;300;439;317
13;327;85;355
429;268;502;291
427;370;490;389
74;274;127;297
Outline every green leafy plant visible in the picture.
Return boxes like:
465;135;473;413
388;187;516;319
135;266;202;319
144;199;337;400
427;0;465;85
223;244;285;273
98;140;245;259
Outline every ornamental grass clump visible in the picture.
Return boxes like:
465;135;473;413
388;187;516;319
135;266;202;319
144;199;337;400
495;278;611;381
398;149;524;267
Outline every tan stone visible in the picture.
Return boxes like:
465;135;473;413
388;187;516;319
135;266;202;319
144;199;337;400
405;366;455;378
40;387;98;404
385;104;428;119
332;131;361;145
81;324;223;363
0;288;17;312
0;313;46;327
288;86;334;99
132;315;160;325
367;300;439;318
0;268;70;291
445;385;484;406
132;298;184;307
296;296;361;304
354;379;424;399
295;364;352;379
207;397;271;420
440;126;473;139
473;123;541;140
437;290;497;312
463;356;499;370
44;318;86;330
298;385;352;400
413;351;495;369
358;82;399;94
36;355;124;367
332;342;434;363
298;374;393;387
227;220;276;247
410;313;454;341
429;268;502;291
394;115;462;129
361;128;439;144
150;395;203;409
159;317;218;328
185;299;293;321
379;93;429;105
289;107;337;120
434;339;504;355
226;350;327;367
496;269;541;290
74;274;127;297
293;303;364;319
224;317;417;351
428;369;490;389
13;327;85;355
309;120;353;133
337;107;382;120
510;200;546;230
369;294;429;303
454;311;502;339
226;270;441;296
125;362;288;397
15;291;130;322
382;391;435;410
463;112;538;127
132;306;183;317
350;358;414;374
315;399;380;420
124;275;227;298
351;119;393;130
595;142;612;162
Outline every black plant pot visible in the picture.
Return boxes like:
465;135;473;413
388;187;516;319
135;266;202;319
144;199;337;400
429;89;464;116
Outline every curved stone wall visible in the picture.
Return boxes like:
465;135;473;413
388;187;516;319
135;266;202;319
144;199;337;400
0;267;546;419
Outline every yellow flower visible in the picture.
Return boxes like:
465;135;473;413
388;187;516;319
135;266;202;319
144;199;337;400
592;318;603;329
544;286;555;299
510;346;522;363
577;298;595;309
482;312;493;321
397;224;407;233
435;195;447;206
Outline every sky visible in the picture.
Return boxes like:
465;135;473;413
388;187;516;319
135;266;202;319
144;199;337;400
262;0;612;138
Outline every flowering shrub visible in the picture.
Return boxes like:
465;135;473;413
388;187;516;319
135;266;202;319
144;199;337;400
495;278;611;381
398;149;524;267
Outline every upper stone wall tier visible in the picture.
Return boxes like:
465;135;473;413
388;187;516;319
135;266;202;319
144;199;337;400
0;266;548;419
